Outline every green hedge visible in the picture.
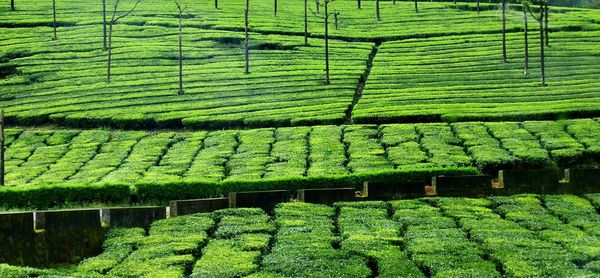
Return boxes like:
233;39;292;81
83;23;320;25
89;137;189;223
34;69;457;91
0;167;479;209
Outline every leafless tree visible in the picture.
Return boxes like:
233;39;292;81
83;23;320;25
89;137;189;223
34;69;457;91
523;4;529;75
103;0;108;50
304;0;309;45
539;1;546;86
244;0;250;74
312;0;336;85
175;1;187;95
52;0;57;41
107;0;142;83
501;0;507;63
0;109;4;187
334;10;339;29
544;3;549;46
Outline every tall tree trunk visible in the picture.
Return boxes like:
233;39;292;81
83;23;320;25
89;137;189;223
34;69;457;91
357;0;361;10
215;0;218;9
52;0;57;41
501;0;507;63
304;0;308;45
274;0;277;16
324;1;330;85
415;0;418;13
539;2;546;86
544;3;549;47
178;8;184;95
524;6;528;76
334;11;338;29
10;0;14;11
393;0;395;5
244;0;250;74
103;0;107;50
376;0;380;21
107;22;113;83
477;0;480;15
0;109;4;187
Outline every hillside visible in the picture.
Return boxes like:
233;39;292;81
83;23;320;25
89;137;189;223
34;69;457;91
2;0;600;129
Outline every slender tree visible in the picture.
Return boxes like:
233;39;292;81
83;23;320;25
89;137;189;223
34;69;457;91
334;10;339;29
0;109;4;187
415;0;418;13
244;0;250;74
52;0;57;41
539;0;546;86
376;0;380;21
175;1;186;95
544;3;549;46
304;0;309;45
312;0;336;85
274;0;277;16
477;0;480;15
357;0;361;9
215;0;218;9
523;3;529;75
10;0;14;11
107;0;142;83
103;0;107;50
501;0;507;63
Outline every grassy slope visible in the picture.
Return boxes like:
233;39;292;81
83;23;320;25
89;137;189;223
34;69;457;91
1;0;600;128
2;118;599;188
3;195;600;277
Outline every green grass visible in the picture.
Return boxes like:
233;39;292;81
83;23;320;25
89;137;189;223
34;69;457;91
3;195;600;277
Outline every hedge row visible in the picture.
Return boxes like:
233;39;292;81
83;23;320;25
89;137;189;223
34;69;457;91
0;167;478;209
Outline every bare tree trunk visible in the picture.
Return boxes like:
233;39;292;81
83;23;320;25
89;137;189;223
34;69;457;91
107;22;113;83
244;0;250;74
10;0;14;11
334;11;338;29
103;0;107;50
501;0;507;63
0;109;4;187
376;0;380;21
357;0;360;10
544;3;549;47
324;0;330;85
274;0;277;16
215;0;218;9
178;5;184;95
539;2;546;86
524;6;528;76
52;0;57;41
415;0;418;13
477;0;480;15
304;0;308;45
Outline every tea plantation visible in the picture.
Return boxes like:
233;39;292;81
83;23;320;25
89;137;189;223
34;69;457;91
2;0;600;276
2;195;600;277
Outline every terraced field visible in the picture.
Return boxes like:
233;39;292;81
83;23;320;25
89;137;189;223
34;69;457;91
2;195;600;277
2;0;600;128
2;118;599;207
355;31;600;123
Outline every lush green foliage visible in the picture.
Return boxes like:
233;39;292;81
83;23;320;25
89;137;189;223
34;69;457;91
4;195;600;277
1;1;600;128
354;31;600;123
